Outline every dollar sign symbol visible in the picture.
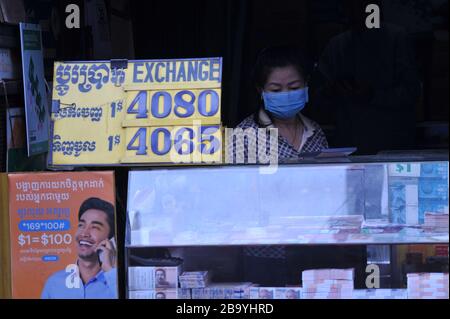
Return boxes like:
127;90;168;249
18;234;26;246
41;233;49;246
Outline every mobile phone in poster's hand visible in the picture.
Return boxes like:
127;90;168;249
97;237;116;265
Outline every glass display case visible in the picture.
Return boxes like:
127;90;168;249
124;154;449;299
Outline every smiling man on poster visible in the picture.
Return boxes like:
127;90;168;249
41;197;118;299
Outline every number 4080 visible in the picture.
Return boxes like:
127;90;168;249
127;90;220;119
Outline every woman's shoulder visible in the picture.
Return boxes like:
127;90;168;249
300;114;329;150
300;114;325;132
236;114;259;129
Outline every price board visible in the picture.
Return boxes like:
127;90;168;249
50;58;223;165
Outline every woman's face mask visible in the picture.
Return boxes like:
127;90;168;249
262;87;309;120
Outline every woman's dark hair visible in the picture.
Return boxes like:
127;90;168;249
253;45;312;89
78;197;115;239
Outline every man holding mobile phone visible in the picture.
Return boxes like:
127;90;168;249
41;197;118;299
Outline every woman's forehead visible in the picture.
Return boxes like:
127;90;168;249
266;65;303;84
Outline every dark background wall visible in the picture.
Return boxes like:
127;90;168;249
128;0;448;151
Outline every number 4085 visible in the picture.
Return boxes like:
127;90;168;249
126;126;221;156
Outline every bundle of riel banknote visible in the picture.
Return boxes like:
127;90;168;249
407;273;449;299
179;271;211;289
352;289;407;299
301;269;354;299
191;282;254;299
423;212;449;233
249;287;302;299
128;288;191;299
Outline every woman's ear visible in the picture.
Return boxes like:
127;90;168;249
256;87;263;99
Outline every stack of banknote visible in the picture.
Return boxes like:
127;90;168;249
191;282;254;299
352;289;407;299
301;269;354;299
423;212;449;233
179;271;210;289
407;273;449;299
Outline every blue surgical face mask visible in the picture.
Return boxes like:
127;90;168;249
262;87;309;120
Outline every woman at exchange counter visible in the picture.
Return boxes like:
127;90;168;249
230;45;367;287
230;45;328;162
